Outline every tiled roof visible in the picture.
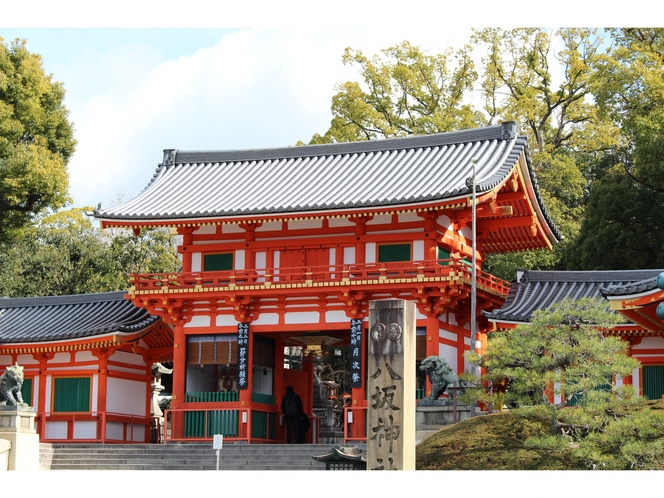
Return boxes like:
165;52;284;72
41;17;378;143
600;274;662;296
94;123;558;240
0;291;159;344
484;269;663;324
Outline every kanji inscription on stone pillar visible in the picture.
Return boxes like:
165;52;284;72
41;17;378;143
367;299;416;470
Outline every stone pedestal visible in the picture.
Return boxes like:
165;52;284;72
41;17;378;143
416;404;474;428
0;407;39;470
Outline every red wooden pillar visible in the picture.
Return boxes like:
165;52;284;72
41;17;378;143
178;227;195;272
33;352;52;442
425;313;440;396
93;348;111;442
171;323;186;439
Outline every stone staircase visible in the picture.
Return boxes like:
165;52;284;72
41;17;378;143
40;442;367;471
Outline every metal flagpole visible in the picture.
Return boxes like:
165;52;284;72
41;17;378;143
468;159;478;417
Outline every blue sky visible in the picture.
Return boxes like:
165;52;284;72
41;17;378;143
0;2;649;211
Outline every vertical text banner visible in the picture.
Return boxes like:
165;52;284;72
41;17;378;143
367;299;416;470
237;323;249;390
349;318;363;389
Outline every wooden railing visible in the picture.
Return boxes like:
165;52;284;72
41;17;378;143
129;259;509;297
39;412;152;443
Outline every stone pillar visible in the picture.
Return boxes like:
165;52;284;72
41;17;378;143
367;299;416;471
0;408;39;470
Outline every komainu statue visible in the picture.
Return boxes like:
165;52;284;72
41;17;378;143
0;363;27;408
419;356;460;401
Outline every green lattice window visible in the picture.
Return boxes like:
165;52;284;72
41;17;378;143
53;377;91;412
378;243;411;262
643;366;664;400
204;253;233;271
20;377;32;405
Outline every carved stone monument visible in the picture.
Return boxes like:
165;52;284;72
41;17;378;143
367;299;416;470
0;363;38;470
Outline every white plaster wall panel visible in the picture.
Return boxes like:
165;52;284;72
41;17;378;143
217;314;240;326
398;212;420;223
75;351;96;362
438;344;458;372
0;355;12;365
631;337;664;349
288;219;323;230
256;221;281;232
329;217;354;227
255;251;266;269
439;329;458;343
615;376;623;388
15;354;38;365
92;374;98;412
194;225;217;235
106;421;125;440
235;250;245;270
416;308;427;321
192;252;201;272
437;214;453;230
633;367;640;392
45;421;68;439
31;376;39;410
326;310;351;323
285;312;320;324
107;377;147;416
366;243;376;263
252;313;280;325
110;351;146;366
554;382;562;405
343;247;355;264
73;421;97;439
460;226;472;241
367;215;391;225
132;426;146;442
447;313;458;326
329;248;336;265
222;224;244;234
185;315;211;327
51;353;70;363
45;376;52;412
413;240;424;261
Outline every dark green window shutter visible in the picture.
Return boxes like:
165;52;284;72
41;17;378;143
20;378;32;405
204;253;233;271
53;377;91;412
378;243;411;262
438;248;450;266
643;366;664;400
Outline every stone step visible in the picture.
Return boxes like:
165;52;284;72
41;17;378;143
44;443;366;470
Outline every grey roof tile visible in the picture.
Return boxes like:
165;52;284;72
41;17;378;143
0;291;159;344
484;269;663;323
94;123;559;242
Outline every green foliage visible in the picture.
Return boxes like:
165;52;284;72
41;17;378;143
565;166;664;270
306;41;485;144
455;298;664;470
468;297;636;408
0;208;181;297
0;38;76;242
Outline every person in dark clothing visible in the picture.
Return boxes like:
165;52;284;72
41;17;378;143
295;411;310;444
281;385;303;444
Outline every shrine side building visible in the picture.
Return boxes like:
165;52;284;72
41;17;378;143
92;122;560;443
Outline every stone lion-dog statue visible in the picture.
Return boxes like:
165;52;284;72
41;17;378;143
419;356;462;401
0;363;27;408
